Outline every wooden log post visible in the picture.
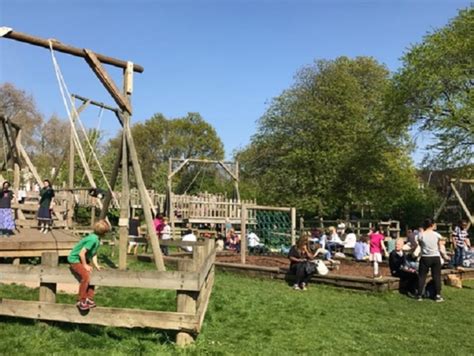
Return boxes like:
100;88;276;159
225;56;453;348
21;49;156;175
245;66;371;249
39;252;58;303
240;204;247;264
291;207;296;245
118;128;130;270
176;250;202;346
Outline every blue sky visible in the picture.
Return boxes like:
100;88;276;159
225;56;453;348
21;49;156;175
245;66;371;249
0;0;470;163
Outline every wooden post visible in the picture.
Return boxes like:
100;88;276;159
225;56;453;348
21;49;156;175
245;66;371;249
299;217;304;239
176;256;199;346
39;252;58;303
240;204;247;264
291;207;296;246
450;182;474;225
121;63;165;271
168;158;174;228
118;128;129;270
90;205;96;227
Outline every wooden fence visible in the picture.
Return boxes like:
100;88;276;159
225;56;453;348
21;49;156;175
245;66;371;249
73;189;257;224
0;239;216;346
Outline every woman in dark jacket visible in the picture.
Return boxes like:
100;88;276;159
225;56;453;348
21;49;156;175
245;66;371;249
38;179;55;234
288;235;314;290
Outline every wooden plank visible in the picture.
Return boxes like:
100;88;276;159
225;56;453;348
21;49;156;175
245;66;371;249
196;266;214;331
246;205;292;212
0;265;200;291
17;138;42;186
0;250;71;258
1;29;144;73
84;49;132;114
198;248;216;288
0;299;197;331
39;252;58;303
0;240;75;250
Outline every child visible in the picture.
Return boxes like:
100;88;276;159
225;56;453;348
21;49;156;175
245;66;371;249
369;225;388;278
160;217;171;256
68;219;110;311
451;220;470;268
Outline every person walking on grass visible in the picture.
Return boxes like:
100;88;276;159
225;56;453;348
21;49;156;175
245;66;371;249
68;219;110;311
369;225;388;279
0;181;15;237
37;179;55;234
417;218;444;302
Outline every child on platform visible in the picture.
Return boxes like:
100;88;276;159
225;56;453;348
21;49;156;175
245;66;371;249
369;225;388;279
68;219;110;311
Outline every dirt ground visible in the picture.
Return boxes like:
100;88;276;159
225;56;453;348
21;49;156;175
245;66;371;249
216;253;390;278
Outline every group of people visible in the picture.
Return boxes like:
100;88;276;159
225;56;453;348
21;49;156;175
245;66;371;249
288;219;471;302
0;179;55;237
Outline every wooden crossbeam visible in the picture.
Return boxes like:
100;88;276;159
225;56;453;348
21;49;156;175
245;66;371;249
84;49;132;114
0;264;200;291
0;299;197;331
450;182;474;225
0;28;144;73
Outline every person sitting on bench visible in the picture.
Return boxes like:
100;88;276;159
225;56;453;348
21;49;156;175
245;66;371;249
389;238;418;296
181;229;197;252
248;231;265;254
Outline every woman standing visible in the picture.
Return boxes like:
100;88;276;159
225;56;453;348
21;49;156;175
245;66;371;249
288;235;314;290
38;179;55;234
417;218;444;302
0;181;15;237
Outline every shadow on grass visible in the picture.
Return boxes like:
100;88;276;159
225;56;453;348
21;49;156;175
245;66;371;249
0;315;178;345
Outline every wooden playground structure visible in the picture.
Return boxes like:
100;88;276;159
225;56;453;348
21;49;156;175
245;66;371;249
0;26;217;345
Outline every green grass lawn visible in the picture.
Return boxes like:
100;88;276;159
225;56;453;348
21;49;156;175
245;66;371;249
0;250;473;355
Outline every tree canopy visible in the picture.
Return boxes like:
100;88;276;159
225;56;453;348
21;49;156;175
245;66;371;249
237;56;437;223
104;112;225;192
390;8;473;168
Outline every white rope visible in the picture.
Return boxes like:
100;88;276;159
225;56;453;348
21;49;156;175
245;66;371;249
47;41;120;208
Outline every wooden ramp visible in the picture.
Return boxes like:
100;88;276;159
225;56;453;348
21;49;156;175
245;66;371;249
0;229;80;258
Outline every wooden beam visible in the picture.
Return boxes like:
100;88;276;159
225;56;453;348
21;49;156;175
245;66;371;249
169;159;190;179
450;182;474;225
84;49;132;114
17;134;42;186
217;161;238;181
124;121;165;271
0;265;201;291
450;178;474;184
245;204;292;212
176;258;198;345
72;94;119;113
240;205;247;264
119;127;130;270
291;207;296;246
39;252;58;303
0;28;144;73
0;299;197;331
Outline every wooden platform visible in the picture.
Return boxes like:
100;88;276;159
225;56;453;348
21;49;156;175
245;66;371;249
0;229;80;258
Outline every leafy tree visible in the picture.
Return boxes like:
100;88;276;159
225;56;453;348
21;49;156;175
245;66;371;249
0;83;43;153
390;8;473;168
238;56;428;222
104;112;225;191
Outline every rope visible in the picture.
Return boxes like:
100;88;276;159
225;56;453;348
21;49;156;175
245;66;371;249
48;41;120;208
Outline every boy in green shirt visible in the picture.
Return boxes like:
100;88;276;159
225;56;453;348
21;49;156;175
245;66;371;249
68;219;110;311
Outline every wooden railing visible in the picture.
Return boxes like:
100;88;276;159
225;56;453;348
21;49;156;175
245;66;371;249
0;239;216;346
